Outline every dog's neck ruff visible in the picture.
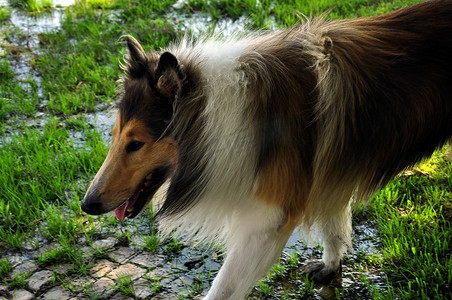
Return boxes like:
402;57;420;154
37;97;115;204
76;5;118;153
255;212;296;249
158;37;261;242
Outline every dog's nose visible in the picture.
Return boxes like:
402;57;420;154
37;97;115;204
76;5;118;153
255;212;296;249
81;194;105;215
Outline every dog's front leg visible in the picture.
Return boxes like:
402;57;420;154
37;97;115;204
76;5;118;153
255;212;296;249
204;203;294;300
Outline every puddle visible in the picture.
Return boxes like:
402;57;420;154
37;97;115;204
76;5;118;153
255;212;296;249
82;106;116;142
168;11;250;37
0;17;53;120
53;0;74;6
66;103;116;146
0;103;115;147
0;1;115;143
10;9;65;41
167;0;274;37
1;0;74;102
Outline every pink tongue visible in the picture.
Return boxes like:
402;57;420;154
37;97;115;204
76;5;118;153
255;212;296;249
114;183;144;221
115;200;130;221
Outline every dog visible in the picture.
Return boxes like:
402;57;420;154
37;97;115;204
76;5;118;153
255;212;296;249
81;0;452;298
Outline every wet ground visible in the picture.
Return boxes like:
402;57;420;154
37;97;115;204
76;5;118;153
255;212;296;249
0;209;387;299
0;2;388;299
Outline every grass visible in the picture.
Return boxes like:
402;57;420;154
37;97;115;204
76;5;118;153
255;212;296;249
8;273;28;289
0;123;107;248
369;148;452;299
8;0;53;13
0;260;12;277
0;0;450;299
0;58;39;121
113;274;134;296
0;6;11;22
140;229;161;252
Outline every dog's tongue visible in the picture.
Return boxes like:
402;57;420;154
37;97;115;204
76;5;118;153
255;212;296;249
115;200;130;221
114;185;143;221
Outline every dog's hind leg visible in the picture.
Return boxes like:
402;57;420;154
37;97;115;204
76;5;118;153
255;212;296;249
301;203;352;283
204;203;294;300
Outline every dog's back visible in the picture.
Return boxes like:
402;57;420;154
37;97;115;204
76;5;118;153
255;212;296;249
306;0;452;223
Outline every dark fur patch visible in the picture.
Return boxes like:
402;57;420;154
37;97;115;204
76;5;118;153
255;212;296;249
120;38;179;138
157;60;208;218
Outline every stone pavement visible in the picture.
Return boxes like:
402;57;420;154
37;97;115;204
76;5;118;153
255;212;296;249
0;235;215;299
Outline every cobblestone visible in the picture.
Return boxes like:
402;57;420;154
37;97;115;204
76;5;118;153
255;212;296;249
67;276;95;294
107;263;146;281
90;259;117;278
92;237;119;250
1;233;219;299
53;263;72;276
6;254;26;267
26;270;54;292
152;292;180;300
133;278;154;299
41;286;72;300
108;247;136;264
131;253;165;268
11;289;35;300
110;293;134;300
91;277;115;298
79;246;94;260
12;261;38;278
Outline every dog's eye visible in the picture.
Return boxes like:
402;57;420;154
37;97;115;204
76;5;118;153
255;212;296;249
126;141;145;153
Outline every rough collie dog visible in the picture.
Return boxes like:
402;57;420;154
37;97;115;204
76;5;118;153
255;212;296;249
81;0;452;298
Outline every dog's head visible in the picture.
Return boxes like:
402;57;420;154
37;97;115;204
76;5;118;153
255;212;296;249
81;36;182;221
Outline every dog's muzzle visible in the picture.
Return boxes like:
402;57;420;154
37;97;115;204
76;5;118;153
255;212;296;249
81;191;106;215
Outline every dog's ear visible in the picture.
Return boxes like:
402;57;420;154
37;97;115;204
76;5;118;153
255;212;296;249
155;52;183;99
125;35;148;78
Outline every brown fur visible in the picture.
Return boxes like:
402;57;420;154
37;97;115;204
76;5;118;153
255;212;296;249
82;2;452;295
237;1;452;228
83;113;177;215
307;1;452;225
239;30;318;224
